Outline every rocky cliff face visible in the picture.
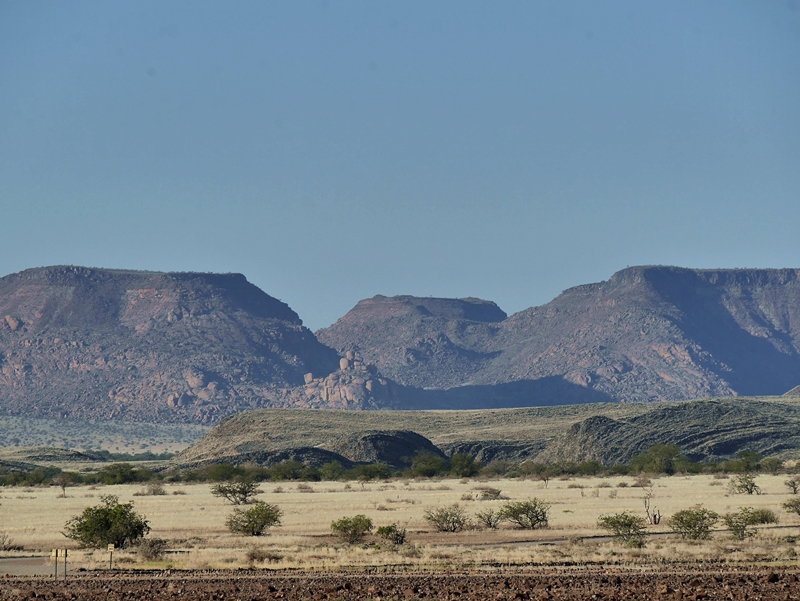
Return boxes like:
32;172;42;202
0;266;341;423
318;266;800;404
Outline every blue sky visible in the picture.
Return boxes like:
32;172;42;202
1;1;799;330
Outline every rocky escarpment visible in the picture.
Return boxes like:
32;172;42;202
319;267;800;404
0;266;341;423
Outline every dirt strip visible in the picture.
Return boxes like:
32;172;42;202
1;565;799;600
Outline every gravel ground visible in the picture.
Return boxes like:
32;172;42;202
1;566;799;600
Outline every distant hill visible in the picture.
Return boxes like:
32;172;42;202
3;265;800;425
318;266;800;404
0;266;341;423
173;396;800;468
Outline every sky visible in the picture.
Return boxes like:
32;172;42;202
1;1;799;331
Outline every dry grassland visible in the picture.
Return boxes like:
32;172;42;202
2;474;800;571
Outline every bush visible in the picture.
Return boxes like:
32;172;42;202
331;515;373;544
597;511;647;547
783;497;800;516
497;499;550;530
211;479;262;505
137;537;167;561
226;502;282;536
449;453;480;477
667;506;719;540
474;509;502;530
63;495;150;549
728;473;761;495
409;452;447;477
723;507;777;540
424;505;469;533
376;523;407;545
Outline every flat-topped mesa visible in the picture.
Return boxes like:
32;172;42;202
0;266;340;424
316;295;507;390
347;295;508;323
319;266;800;404
0;265;303;331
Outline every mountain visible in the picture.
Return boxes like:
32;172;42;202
4;264;800;425
0;266;342;423
317;266;800;404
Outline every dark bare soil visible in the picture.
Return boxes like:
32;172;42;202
2;566;799;600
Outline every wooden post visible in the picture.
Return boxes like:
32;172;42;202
51;549;58;579
108;544;114;570
63;549;68;581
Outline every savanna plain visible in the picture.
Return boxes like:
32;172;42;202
3;472;800;600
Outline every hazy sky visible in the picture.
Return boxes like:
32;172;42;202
1;1;799;330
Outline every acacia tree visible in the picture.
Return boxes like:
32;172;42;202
211;479;262;505
63;495;150;549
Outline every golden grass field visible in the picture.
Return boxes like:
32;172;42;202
2;472;800;571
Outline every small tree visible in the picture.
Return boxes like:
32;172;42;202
226;502;282;536
723;507;777;540
784;477;800;495
63;495;150;549
211;479;262;505
449;453;480;477
598;511;647;548
376;523;407;545
724;508;757;540
498;499;550;530
331;515;373;544
667;506;719;540
728;473;761;495
783;497;800;516
474;509;502;530
424;505;469;533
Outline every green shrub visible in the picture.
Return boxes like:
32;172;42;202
723;507;776;540
597;511;647;547
423;505;469;533
749;508;778;525
474;509;502;530
211;479;262;505
226;502;282;536
409;452;447;477
449;453;480;477
376;523;407;545
497;499;550;530
318;461;345;480
783;497;800;516
63;495;150;549
667;506;719;540
728;473;761;495
331;515;373;543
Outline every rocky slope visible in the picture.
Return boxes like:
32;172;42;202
172;397;800;468
318;266;800;404
0;266;347;423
